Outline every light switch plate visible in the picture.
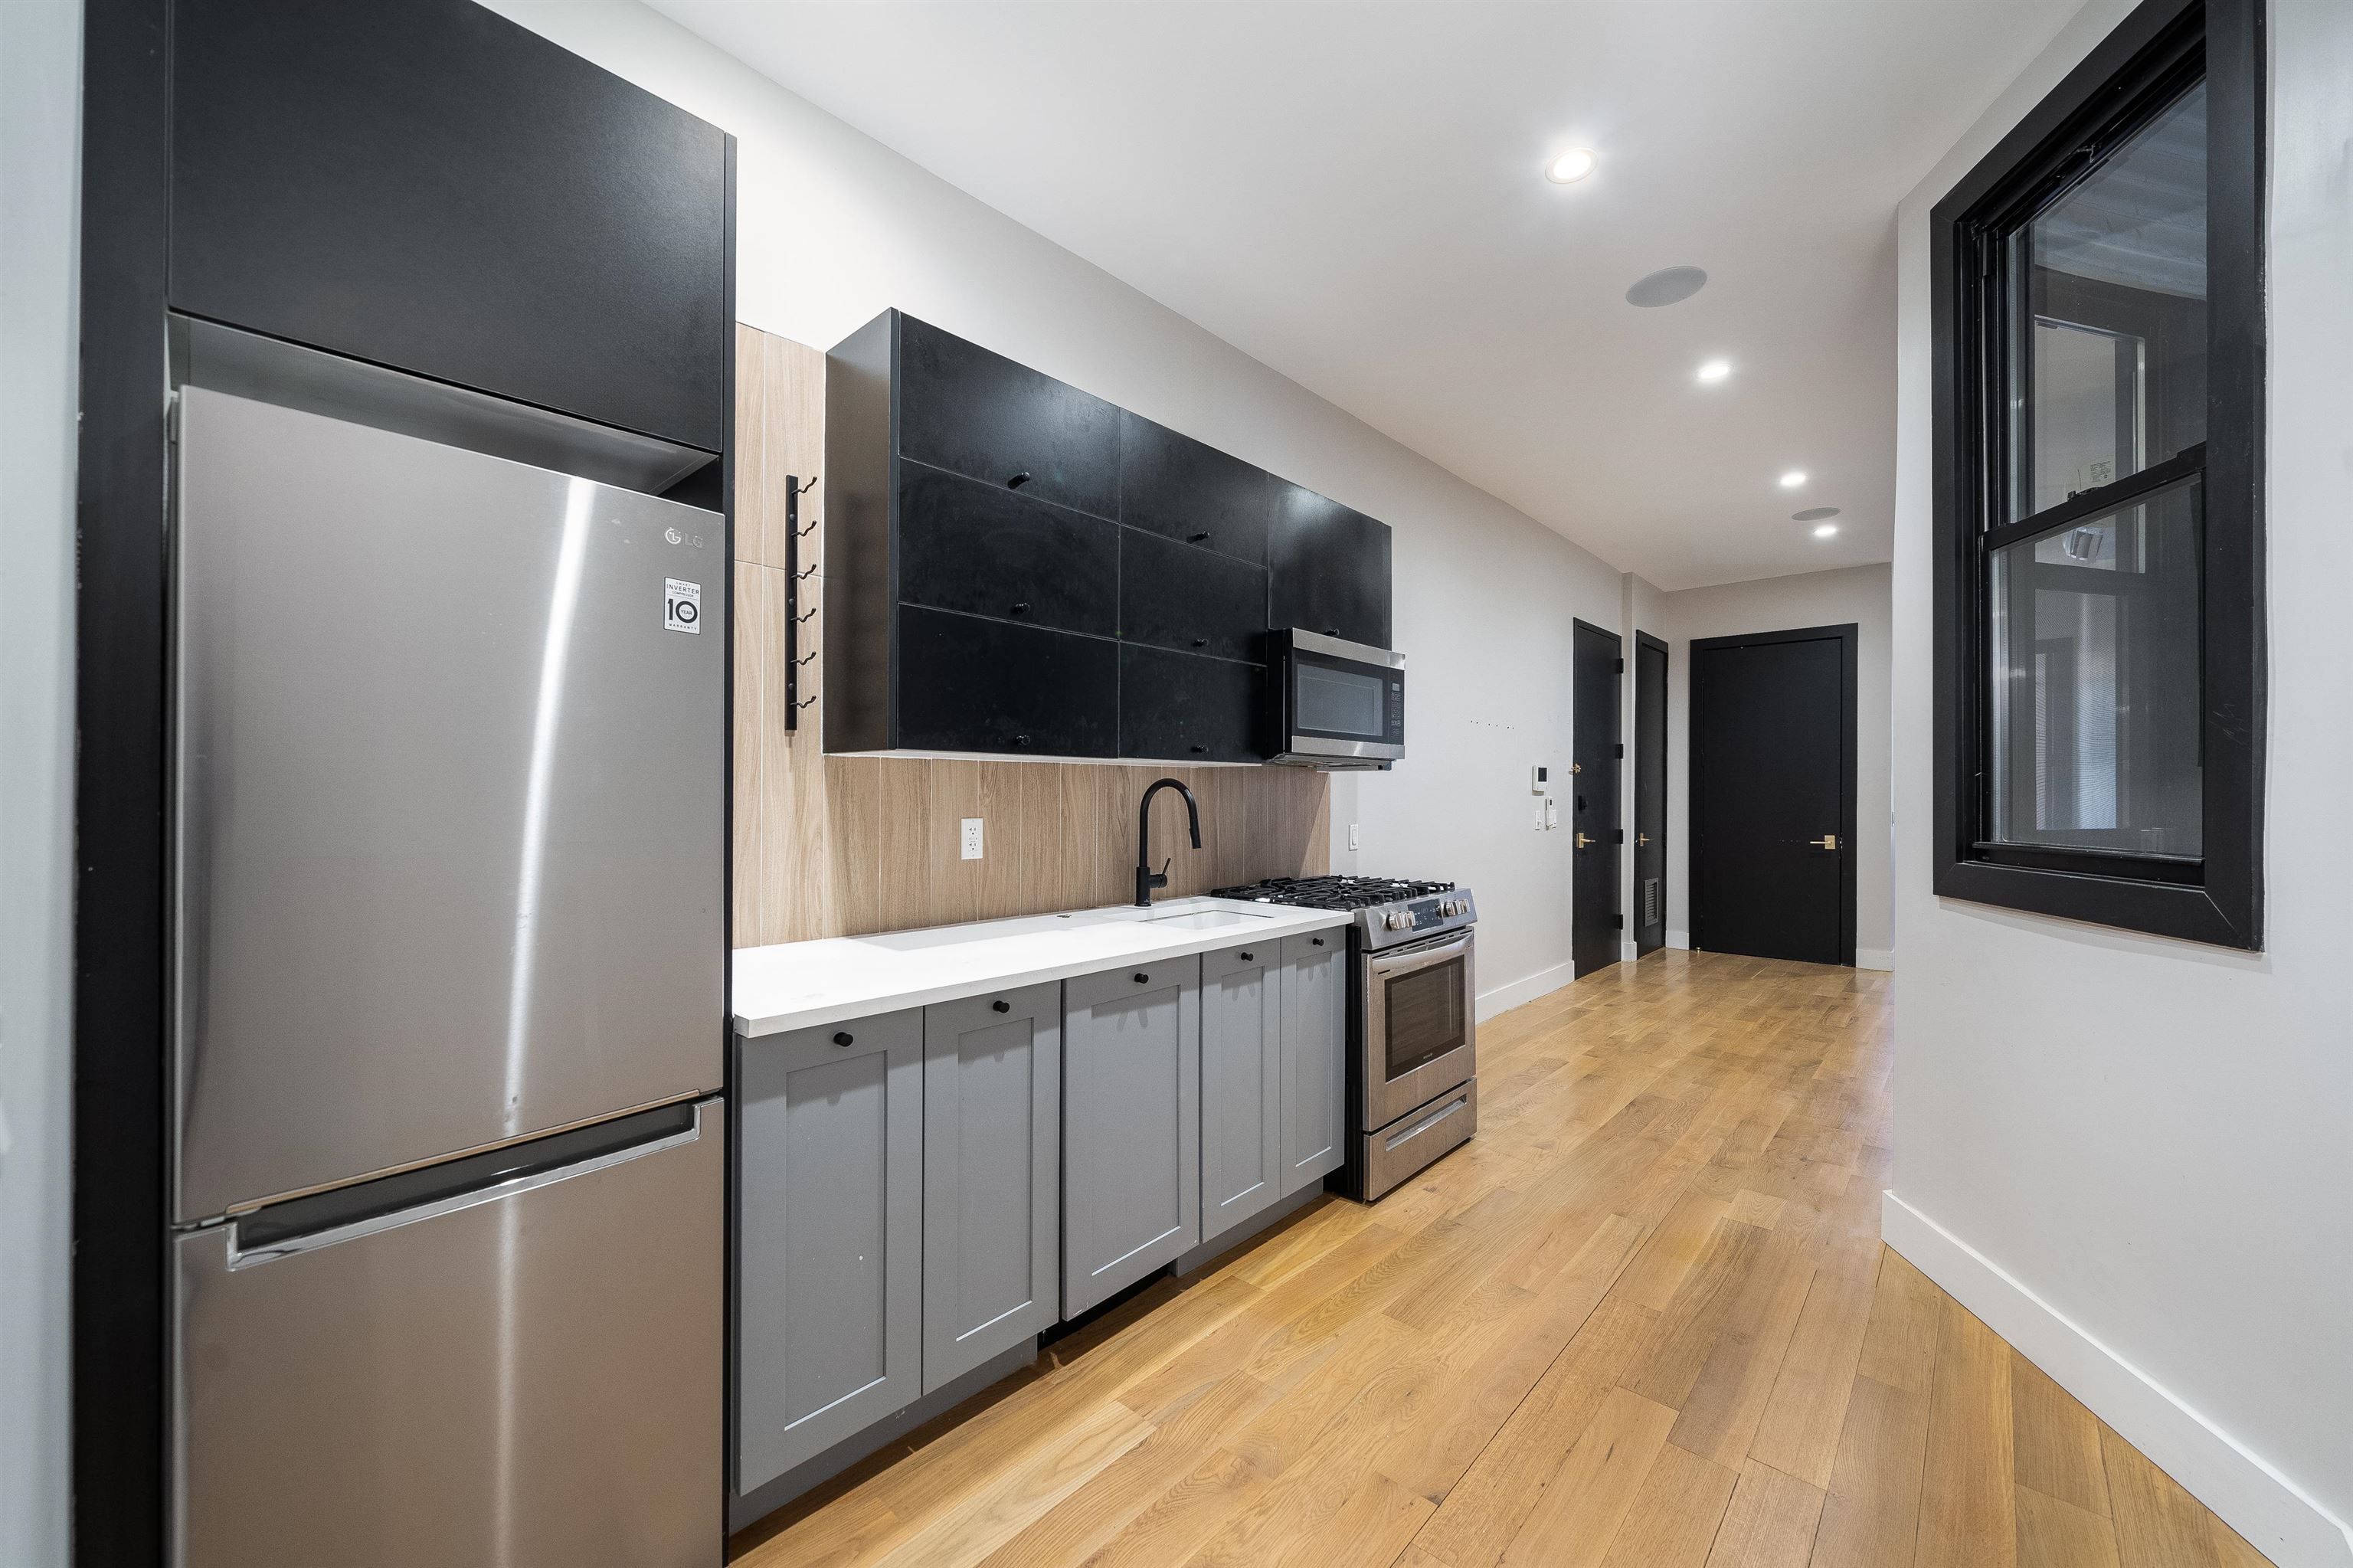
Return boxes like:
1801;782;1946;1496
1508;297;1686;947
1543;796;1559;830
1347;823;1360;852
960;818;983;860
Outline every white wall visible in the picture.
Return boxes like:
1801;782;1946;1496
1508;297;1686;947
0;2;83;1565
1885;4;2353;1564
1654;565;1895;965
487;0;1628;1012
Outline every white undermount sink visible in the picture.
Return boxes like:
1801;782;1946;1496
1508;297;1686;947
1138;908;1271;929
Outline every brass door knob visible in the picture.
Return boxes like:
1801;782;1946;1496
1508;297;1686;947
1637;833;1651;846
1574;831;1593;848
1811;834;1840;850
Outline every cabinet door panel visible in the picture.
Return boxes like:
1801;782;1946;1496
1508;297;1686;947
1268;482;1392;649
1118;412;1270;566
1062;961;1200;1316
736;1011;923;1493
896;607;1118;758
898;461;1118;638
1120;528;1268;663
922;983;1061;1393
170;0;727;450
1200;944;1284;1244
896;317;1121;520
1118;645;1263;764
1279;931;1347;1194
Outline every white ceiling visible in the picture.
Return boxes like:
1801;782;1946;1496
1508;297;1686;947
654;0;2075;590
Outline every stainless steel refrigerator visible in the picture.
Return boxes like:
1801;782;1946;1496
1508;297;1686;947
169;366;726;1568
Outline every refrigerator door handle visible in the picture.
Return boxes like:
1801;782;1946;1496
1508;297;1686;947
227;1099;710;1268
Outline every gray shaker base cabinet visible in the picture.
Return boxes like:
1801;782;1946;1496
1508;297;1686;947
1199;943;1285;1245
922;981;1062;1393
1061;959;1202;1317
1279;931;1347;1193
730;930;1349;1519
735;1010;924;1496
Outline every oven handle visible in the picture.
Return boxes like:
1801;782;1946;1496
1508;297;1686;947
1366;928;1474;978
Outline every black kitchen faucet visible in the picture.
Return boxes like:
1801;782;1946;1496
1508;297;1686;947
1134;777;1202;906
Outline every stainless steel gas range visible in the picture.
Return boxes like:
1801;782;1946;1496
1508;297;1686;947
1213;876;1478;1201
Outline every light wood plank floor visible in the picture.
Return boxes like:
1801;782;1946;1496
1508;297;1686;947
731;951;2273;1568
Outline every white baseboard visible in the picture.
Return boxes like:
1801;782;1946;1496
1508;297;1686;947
1665;928;1691;951
1477;961;1574;1020
1855;947;1895;971
1883;1191;2353;1568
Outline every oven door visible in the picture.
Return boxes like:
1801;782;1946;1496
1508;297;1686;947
1361;929;1476;1128
1274;629;1405;765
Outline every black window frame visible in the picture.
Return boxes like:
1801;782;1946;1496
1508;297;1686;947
1931;0;2266;949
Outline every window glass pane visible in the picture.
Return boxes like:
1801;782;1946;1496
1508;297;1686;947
1988;480;2202;855
2004;81;2206;522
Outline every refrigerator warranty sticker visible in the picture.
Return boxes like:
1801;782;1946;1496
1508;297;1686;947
664;578;702;633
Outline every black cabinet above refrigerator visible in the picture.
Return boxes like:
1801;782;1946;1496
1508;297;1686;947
169;0;729;453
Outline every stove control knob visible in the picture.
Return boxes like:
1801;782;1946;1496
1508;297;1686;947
1385;912;1409;930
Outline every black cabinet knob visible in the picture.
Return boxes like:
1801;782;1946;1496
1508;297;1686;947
1311;936;1325;947
1006;471;1032;489
1010;601;1031;614
1011;734;1033;748
1190;745;1207;754
833;1031;854;1046
1325;626;1340;636
991;998;1010;1013
1192;637;1208;648
1190;531;1212;543
1132;972;1149;984
1240;951;1254;962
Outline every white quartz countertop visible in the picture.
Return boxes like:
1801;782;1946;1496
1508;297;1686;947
731;897;1352;1038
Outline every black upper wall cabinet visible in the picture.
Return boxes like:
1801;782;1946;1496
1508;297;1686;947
826;309;1393;764
1269;483;1392;649
1119;411;1271;567
170;0;730;450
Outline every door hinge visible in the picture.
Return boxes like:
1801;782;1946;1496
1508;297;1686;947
1611;913;1624;930
1614;743;1624;759
1612;829;1624;845
1615;657;1625;675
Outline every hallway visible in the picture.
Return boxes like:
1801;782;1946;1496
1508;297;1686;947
735;953;2272;1568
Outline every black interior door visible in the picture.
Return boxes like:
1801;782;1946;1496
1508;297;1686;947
1571;620;1623;979
1633;633;1667;956
1690;624;1857;966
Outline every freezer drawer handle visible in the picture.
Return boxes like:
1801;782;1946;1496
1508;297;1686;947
833;1031;854;1046
991;999;1010;1013
226;1100;707;1269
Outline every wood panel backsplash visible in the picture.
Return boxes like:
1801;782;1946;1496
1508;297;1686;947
731;325;1330;948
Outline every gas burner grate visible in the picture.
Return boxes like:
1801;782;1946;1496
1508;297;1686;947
1211;874;1458;912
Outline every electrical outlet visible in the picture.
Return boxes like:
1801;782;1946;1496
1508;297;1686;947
960;817;983;860
1347;823;1360;852
1535;800;1547;831
1544;796;1559;830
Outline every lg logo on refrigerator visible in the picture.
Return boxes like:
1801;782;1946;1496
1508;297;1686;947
664;578;702;633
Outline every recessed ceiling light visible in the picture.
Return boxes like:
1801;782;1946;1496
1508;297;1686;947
1545;147;1599;185
1779;470;1808;489
1792;506;1841;522
1626;267;1707;308
1695;358;1732;385
1812;523;1840;538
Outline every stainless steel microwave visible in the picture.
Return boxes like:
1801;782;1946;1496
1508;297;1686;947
1267;628;1405;768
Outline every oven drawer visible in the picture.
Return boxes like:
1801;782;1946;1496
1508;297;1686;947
1359;1079;1477;1202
